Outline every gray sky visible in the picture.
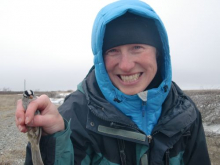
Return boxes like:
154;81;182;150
1;0;220;91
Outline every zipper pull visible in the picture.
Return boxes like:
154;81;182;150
147;135;152;143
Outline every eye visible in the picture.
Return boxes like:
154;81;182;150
105;48;118;55
108;49;117;53
133;45;142;50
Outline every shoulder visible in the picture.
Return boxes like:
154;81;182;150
163;82;199;114
160;82;199;130
172;82;203;127
58;90;89;121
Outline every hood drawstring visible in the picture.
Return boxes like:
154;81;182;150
114;97;122;103
112;89;125;103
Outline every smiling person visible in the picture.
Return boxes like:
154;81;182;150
15;1;211;165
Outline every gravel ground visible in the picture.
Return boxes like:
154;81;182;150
0;93;66;165
0;108;28;165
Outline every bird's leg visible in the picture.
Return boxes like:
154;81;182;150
28;126;43;165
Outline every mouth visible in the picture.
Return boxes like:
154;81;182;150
118;73;142;83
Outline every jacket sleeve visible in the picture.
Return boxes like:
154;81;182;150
58;91;96;164
24;119;74;165
183;109;211;165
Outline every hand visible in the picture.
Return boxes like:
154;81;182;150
15;95;65;135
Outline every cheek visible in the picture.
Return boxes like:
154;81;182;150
104;56;115;72
146;55;157;68
151;58;157;70
153;58;158;71
149;61;157;74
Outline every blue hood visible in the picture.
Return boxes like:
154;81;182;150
91;0;172;135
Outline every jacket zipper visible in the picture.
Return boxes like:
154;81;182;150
142;101;146;117
147;130;159;144
142;100;153;144
147;135;152;143
165;149;170;165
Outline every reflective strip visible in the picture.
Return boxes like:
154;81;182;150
98;125;146;142
141;154;148;165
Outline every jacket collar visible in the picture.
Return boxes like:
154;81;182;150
81;71;197;138
82;69;138;129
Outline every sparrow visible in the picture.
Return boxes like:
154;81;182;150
22;90;44;165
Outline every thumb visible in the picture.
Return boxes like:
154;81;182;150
28;114;53;127
29;113;64;135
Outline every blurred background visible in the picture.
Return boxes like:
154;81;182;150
1;0;219;91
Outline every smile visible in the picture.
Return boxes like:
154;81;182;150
119;73;141;83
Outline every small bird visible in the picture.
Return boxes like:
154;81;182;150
22;90;44;165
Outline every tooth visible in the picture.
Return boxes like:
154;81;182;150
120;73;140;82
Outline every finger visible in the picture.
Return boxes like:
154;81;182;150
27;114;50;127
15;116;28;133
15;99;25;125
15;117;28;133
18;124;28;133
36;94;51;112
15;113;24;126
25;94;51;124
31;113;64;134
24;100;38;124
26;118;35;126
32;101;59;126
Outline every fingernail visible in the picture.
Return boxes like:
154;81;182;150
19;125;23;132
18;118;22;124
25;117;29;124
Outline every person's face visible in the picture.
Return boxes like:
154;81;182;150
104;44;157;95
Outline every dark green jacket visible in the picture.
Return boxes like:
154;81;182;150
25;70;210;165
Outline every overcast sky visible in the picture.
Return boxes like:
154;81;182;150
1;0;220;91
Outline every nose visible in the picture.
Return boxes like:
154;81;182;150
118;52;135;72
